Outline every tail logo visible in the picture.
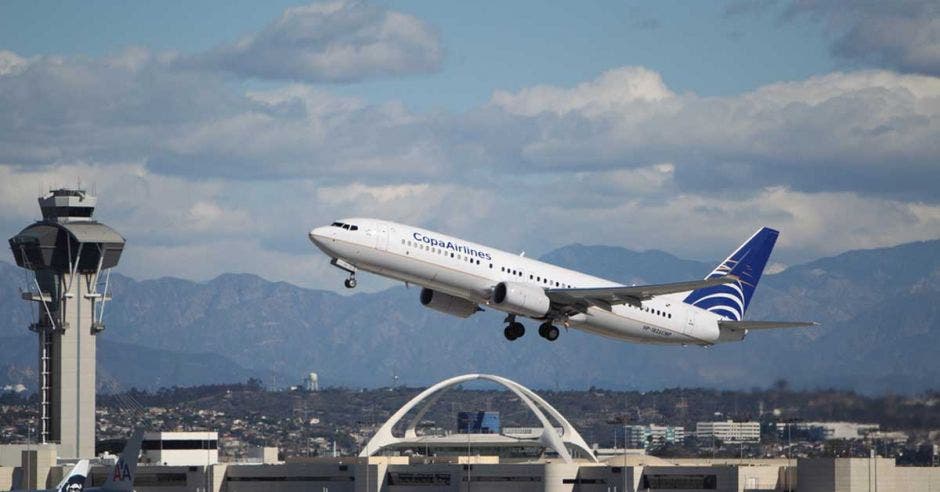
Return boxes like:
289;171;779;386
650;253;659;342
112;460;131;482
683;227;778;320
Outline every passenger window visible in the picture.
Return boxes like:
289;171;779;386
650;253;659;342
451;253;454;258
489;264;493;269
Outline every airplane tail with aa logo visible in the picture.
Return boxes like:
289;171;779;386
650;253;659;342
102;429;143;491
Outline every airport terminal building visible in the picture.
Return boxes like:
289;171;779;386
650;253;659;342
4;451;940;492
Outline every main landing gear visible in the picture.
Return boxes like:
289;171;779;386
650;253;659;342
504;316;561;342
504;315;525;341
538;322;560;342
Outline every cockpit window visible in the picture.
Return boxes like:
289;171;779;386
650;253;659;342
331;222;359;231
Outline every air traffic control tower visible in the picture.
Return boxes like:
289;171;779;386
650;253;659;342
8;189;125;459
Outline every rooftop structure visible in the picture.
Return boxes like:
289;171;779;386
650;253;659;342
141;431;219;466
360;374;597;463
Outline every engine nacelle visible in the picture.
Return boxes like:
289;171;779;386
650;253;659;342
492;281;550;318
420;288;479;318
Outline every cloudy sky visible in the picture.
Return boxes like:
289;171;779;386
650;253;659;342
1;0;938;291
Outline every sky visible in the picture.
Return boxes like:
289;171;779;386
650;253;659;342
0;0;938;292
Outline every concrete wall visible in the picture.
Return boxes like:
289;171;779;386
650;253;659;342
0;465;15;491
897;466;940;491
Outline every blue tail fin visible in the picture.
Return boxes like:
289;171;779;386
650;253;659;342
683;227;779;320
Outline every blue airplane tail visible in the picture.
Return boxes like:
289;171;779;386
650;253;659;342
682;227;779;320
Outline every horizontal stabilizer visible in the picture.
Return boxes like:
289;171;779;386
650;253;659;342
719;320;818;330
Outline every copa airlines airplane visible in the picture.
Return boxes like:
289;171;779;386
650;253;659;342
308;219;815;345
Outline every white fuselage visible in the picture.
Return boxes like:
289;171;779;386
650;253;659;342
309;218;725;345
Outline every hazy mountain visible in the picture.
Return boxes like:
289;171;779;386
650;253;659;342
0;239;937;394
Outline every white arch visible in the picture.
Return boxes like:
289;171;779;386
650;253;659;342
360;374;597;463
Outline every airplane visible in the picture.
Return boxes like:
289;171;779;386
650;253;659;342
12;459;89;492
85;429;143;492
308;219;816;345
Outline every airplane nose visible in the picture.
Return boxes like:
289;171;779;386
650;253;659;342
309;226;329;246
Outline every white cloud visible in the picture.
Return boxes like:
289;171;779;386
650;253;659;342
491;67;675;117
0;50;28;76
189;0;443;82
492;69;940;197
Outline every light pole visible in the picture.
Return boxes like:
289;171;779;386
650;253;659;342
26;425;32;492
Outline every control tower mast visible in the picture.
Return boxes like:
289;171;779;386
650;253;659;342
8;189;125;458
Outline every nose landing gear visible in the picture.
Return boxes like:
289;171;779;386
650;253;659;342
330;258;358;289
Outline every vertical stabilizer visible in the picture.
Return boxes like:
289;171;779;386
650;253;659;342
102;429;143;491
682;227;778;320
55;459;90;492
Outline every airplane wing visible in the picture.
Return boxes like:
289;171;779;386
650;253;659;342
545;275;739;311
719;320;818;330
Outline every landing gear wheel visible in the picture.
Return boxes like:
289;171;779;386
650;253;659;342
511;322;525;339
538;322;550;338
545;325;560;341
538;322;560;341
344;276;357;289
504;322;525;341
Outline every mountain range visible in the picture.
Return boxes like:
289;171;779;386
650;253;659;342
0;238;937;394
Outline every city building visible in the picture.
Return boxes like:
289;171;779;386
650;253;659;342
622;424;685;448
781;421;880;441
141;431;219;466
696;420;761;444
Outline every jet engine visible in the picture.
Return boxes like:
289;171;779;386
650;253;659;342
492;281;550;318
420;288;479;318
